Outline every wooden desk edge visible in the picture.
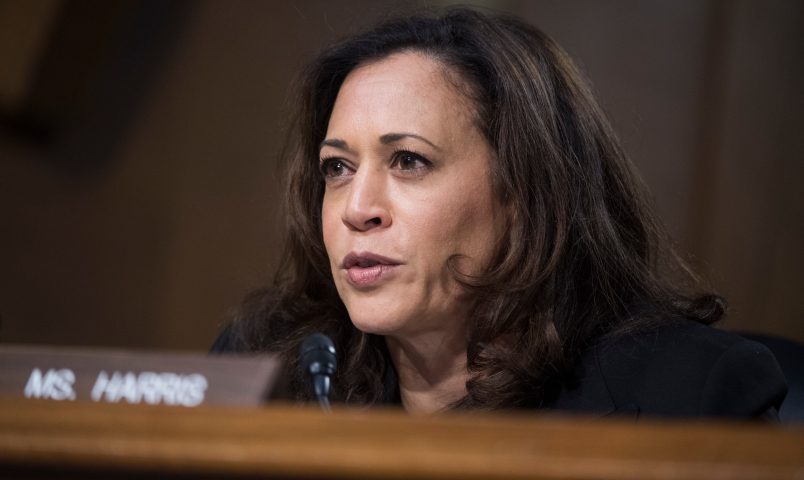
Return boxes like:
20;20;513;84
1;398;802;480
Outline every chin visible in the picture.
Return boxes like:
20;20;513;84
335;282;410;335
345;301;413;336
348;312;405;336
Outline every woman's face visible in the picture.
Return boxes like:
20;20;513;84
320;52;504;338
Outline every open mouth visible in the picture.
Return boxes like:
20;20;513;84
341;252;401;287
354;258;380;268
341;252;401;269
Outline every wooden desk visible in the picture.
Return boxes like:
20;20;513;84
0;398;802;479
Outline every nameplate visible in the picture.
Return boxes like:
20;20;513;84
0;345;282;407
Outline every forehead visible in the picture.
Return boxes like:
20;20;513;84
326;52;477;140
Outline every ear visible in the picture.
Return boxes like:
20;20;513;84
489;195;516;258
498;190;516;234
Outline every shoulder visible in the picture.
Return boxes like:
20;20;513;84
208;288;292;354
209;324;239;353
553;319;788;419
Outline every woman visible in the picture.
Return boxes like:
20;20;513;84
213;8;786;417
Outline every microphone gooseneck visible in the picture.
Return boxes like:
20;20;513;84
300;333;336;412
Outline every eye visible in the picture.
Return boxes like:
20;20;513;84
391;150;431;173
320;158;353;180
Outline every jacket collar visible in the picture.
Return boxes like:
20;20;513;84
548;341;640;419
380;345;639;419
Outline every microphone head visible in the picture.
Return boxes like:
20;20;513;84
300;333;336;377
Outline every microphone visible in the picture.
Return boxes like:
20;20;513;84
300;333;336;411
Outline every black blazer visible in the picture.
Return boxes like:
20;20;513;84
548;320;788;419
212;320;787;419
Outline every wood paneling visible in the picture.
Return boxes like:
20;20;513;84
0;0;801;349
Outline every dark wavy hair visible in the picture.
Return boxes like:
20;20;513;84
227;7;724;409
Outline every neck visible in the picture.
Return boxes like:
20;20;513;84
385;327;469;414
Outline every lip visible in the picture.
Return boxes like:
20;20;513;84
341;251;402;288
341;252;401;269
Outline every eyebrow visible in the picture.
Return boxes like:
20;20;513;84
320;138;350;151
379;132;441;150
319;132;441;152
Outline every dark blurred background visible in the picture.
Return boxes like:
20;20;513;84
0;0;802;351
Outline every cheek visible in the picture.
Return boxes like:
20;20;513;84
405;175;500;270
321;195;339;259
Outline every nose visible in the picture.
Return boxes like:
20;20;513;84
342;166;391;232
